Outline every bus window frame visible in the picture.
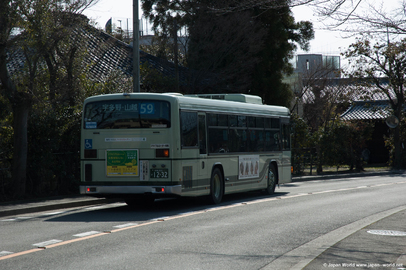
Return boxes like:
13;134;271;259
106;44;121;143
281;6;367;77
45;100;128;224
206;112;283;154
180;110;199;149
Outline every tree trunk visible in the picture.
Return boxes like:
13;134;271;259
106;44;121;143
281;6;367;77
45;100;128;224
316;144;323;173
393;101;403;170
43;53;57;102
393;125;401;169
11;94;31;198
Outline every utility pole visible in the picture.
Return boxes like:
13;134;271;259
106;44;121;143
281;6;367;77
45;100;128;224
133;0;140;92
173;19;179;92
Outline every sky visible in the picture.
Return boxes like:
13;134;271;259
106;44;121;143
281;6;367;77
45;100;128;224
292;5;355;56
82;0;399;59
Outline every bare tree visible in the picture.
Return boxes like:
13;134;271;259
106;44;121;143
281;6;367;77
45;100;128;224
295;0;406;42
207;0;330;14
214;0;406;39
343;37;406;169
293;56;354;172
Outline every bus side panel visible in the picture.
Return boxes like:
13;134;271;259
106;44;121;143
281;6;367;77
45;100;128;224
179;147;211;197
220;155;271;195
280;150;292;184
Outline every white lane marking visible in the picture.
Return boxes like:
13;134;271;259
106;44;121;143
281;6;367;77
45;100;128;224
151;216;170;221
2;213;65;222
111;203;126;207
179;211;198;216
73;231;101;238
85;203;126;211
33;239;63;248
15;216;33;220
367;230;406;236
113;223;138;229
0;251;13;257
85;206;108;210
41;211;65;216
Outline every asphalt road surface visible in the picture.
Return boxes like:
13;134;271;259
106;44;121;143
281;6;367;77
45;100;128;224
1;174;406;270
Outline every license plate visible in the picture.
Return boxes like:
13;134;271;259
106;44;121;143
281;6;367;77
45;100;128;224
150;168;168;178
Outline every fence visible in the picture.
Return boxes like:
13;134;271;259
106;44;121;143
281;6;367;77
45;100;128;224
292;147;317;175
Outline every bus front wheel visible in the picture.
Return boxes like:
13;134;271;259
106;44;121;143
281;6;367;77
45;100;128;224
209;168;224;204
265;164;277;195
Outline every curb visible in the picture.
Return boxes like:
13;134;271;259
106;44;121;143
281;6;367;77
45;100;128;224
292;170;404;182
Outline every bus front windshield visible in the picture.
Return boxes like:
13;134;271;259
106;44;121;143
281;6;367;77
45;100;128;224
83;100;171;129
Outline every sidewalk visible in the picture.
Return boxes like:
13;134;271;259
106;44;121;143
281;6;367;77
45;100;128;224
297;169;406;270
303;207;406;270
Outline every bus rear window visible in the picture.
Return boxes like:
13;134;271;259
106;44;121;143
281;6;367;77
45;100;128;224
83;100;170;129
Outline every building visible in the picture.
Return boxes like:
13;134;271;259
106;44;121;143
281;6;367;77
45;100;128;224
291;54;392;164
295;54;341;79
6;14;189;92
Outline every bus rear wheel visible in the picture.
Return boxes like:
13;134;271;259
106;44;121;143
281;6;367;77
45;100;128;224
209;168;224;204
265;164;277;195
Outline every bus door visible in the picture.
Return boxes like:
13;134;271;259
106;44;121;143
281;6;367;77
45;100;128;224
180;110;206;192
198;113;208;178
281;118;292;182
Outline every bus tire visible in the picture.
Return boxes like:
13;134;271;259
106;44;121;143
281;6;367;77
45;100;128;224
209;167;224;204
265;164;277;195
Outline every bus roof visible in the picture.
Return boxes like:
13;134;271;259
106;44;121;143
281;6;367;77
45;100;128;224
84;93;290;117
184;93;263;105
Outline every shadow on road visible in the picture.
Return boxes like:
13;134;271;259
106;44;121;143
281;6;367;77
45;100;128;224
45;191;289;223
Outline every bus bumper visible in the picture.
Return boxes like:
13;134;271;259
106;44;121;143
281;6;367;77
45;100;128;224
80;185;182;196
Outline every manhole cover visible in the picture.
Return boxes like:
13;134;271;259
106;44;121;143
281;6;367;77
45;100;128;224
367;230;406;236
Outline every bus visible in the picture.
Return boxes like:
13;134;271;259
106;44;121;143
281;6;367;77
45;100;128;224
80;92;291;205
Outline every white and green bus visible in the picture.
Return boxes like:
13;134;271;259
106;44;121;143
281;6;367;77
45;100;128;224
80;92;291;205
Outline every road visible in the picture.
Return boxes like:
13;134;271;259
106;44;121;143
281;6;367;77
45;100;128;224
1;174;406;270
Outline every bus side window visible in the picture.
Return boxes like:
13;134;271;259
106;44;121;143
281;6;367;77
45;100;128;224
282;123;291;150
208;113;229;153
265;118;280;151
198;114;207;154
181;111;198;148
